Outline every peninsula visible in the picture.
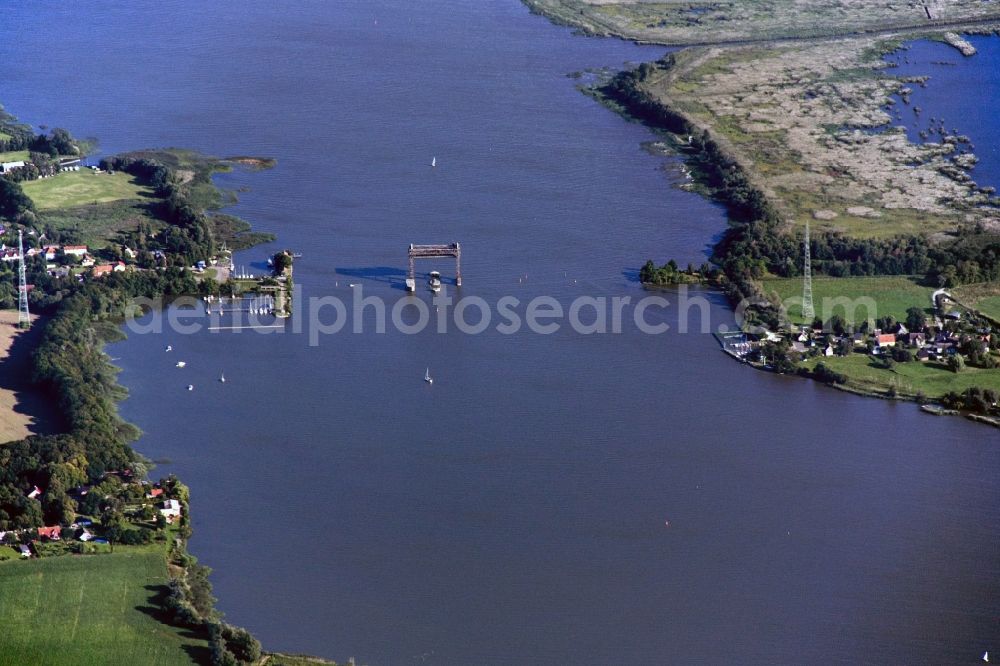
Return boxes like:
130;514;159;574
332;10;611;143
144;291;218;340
527;0;1000;425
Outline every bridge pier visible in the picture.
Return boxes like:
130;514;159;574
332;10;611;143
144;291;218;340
407;243;462;290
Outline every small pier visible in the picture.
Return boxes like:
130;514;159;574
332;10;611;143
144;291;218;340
407;243;461;291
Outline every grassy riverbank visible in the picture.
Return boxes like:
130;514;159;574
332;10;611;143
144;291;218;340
801;352;1000;398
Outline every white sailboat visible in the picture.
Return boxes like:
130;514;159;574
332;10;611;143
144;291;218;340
424;367;433;384
219;372;226;383
431;156;436;168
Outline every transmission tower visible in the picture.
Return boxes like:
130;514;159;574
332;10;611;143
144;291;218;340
17;230;30;329
802;221;814;322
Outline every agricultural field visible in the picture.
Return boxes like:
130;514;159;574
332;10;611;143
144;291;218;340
0;550;207;666
802;352;1000;399
21;170;154;210
760;276;934;325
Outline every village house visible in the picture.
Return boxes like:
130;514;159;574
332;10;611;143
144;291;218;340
159;499;182;523
907;332;927;348
80;254;96;268
823;344;835;357
875;333;897;350
63;245;88;257
43;245;60;261
0;249;18;263
146;487;164;499
91;264;113;278
0;160;26;173
37;526;61;541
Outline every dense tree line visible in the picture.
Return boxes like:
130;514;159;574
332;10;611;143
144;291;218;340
0;108;36;153
27;128;78;158
101;154;217;264
940;387;1000;415
0;177;34;219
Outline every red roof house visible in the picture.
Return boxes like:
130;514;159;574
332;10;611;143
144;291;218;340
37;526;61;541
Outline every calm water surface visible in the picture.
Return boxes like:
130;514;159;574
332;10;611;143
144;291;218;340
1;3;997;664
887;35;1000;189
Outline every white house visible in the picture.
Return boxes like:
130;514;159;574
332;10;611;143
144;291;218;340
63;245;88;257
159;499;182;522
0;161;26;173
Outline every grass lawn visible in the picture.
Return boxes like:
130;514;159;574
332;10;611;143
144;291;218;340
21;170;155;210
0;150;29;163
0;550;207;666
761;276;934;325
802;353;1000;399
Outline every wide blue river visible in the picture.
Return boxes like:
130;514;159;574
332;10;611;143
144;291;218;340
1;3;996;664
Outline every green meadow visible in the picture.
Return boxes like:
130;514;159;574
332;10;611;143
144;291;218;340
761;276;934;325
0;550;206;666
21;169;154;210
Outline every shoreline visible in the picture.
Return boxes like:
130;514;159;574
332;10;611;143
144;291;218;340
0;101;334;662
567;13;1000;425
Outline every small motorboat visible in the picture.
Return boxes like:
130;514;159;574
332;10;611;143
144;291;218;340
175;361;186;368
165;345;172;352
424;367;433;385
219;372;226;383
187;385;194;391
